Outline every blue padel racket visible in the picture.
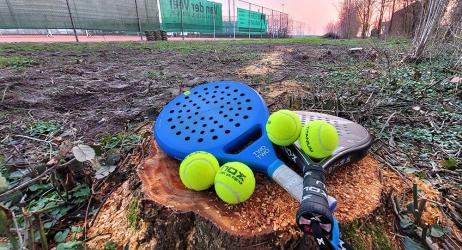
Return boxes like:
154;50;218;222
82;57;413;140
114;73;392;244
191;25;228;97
279;111;372;250
154;81;305;201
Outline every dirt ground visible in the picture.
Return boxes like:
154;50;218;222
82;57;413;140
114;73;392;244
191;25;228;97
1;39;460;249
1;42;358;157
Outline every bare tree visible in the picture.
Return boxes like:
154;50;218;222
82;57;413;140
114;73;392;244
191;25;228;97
325;22;338;34
388;0;397;34
337;0;361;38
405;0;450;61
376;0;388;36
447;0;462;37
354;0;376;38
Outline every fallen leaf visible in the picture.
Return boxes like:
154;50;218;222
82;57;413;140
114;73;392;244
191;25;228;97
72;144;96;162
95;165;117;179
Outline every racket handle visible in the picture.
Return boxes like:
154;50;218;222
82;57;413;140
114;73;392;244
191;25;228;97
296;166;333;231
270;163;337;211
271;164;304;202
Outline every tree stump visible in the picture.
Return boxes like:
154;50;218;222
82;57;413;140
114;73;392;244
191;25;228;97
88;138;386;249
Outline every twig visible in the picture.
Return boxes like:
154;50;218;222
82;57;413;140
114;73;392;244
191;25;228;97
83;194;93;250
0;159;75;200
35;214;48;250
11;210;24;248
1;85;8;103
12;134;58;146
378;111;397;138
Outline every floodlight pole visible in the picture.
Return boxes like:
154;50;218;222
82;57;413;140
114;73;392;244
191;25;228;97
65;0;79;42
134;0;143;40
228;0;231;22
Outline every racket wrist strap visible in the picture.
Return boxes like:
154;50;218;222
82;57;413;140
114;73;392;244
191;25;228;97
309;222;335;250
296;165;333;231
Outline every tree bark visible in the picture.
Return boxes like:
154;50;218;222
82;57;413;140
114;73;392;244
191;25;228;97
388;0;396;35
377;0;386;37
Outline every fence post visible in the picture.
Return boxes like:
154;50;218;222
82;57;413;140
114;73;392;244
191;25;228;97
65;0;79;42
233;0;236;39
271;9;274;38
248;2;251;39
134;0;143;40
213;3;216;39
260;6;263;38
180;0;184;40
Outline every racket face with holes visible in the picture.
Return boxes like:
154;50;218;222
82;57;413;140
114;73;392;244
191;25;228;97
155;81;280;174
293;111;372;172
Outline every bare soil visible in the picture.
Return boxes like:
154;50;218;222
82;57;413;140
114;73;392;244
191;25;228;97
1;42;356;161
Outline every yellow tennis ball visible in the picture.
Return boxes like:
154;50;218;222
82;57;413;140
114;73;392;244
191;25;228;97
300;120;339;159
214;162;255;204
266;109;302;146
179;151;220;191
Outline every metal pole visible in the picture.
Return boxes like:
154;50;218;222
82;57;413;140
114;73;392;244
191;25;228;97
233;0;236;39
213;3;216;39
134;0;143;40
278;11;281;38
248;2;251;39
65;0;79;42
260;6;263;38
180;0;184;40
228;0;231;36
271;9;274;38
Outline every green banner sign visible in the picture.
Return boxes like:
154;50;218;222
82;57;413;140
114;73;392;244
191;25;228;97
160;0;223;33
237;8;267;34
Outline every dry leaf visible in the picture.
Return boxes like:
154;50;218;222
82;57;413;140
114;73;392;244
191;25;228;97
72;144;96;162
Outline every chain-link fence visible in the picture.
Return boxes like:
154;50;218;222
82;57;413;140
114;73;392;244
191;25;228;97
0;0;302;41
160;0;291;39
0;0;160;33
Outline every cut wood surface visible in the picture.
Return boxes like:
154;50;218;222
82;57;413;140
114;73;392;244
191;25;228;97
88;138;386;249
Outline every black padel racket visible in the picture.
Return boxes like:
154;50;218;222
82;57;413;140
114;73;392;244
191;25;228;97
280;111;372;249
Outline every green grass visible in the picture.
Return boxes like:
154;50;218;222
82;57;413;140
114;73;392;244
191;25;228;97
0;37;410;54
0;56;35;68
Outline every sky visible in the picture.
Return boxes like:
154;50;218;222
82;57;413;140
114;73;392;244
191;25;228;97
230;0;341;35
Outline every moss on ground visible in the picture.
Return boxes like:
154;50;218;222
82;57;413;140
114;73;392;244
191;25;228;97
341;217;394;250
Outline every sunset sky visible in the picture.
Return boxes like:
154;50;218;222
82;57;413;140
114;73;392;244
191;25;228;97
230;0;341;35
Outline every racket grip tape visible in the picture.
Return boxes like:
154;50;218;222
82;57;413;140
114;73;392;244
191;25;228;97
271;164;304;202
296;166;333;230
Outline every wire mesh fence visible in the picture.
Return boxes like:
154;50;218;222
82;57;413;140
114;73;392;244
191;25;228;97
0;0;160;32
0;0;301;41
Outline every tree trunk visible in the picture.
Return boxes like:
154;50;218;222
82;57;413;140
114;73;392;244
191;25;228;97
404;0;449;62
377;0;386;37
88;138;387;249
361;0;372;38
388;0;396;35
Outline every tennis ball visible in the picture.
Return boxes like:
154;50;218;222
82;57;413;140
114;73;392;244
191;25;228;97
266;109;302;146
299;120;339;159
179;151;220;191
214;162;255;204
